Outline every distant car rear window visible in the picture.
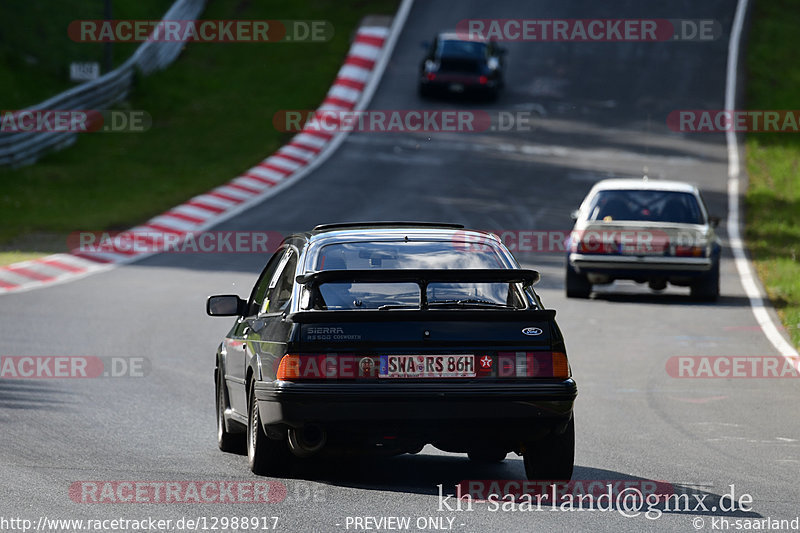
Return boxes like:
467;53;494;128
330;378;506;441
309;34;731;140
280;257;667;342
437;40;486;58
588;190;705;224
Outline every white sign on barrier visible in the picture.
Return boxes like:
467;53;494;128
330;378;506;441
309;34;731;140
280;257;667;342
70;62;100;82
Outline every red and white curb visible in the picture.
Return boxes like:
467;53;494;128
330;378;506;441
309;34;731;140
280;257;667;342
0;19;406;295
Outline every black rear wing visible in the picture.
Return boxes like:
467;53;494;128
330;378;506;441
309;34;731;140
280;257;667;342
295;268;540;286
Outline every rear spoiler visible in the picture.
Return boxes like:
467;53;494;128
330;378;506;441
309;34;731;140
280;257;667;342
296;268;540;287
294;268;542;313
289;309;556;323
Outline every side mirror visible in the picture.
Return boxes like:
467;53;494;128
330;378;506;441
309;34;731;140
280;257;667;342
207;295;247;317
709;216;720;228
570;209;581;221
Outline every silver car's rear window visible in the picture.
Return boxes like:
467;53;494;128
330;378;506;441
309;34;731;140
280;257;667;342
588;190;705;224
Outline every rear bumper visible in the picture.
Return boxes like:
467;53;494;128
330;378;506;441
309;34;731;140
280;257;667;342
569;253;713;278
254;380;576;446
419;77;499;94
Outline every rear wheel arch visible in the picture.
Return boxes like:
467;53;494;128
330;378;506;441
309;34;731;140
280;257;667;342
245;367;254;406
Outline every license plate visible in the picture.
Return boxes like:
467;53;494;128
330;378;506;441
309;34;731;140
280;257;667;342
379;354;475;378
449;83;465;93
619;242;666;255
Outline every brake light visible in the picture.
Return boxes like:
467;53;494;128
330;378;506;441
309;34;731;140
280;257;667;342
674;245;705;257
276;354;365;381
552;352;570;378
276;355;301;380
575;240;613;254
496;352;571;378
426;73;436;81
479;75;488;84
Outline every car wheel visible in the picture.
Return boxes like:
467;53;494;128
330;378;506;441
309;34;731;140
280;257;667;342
216;370;245;453
565;263;591;299
468;449;507;463
690;260;720;302
523;417;574;481
247;381;291;476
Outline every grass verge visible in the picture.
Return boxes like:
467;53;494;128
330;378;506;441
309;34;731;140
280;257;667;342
744;0;800;349
0;0;398;266
0;0;172;109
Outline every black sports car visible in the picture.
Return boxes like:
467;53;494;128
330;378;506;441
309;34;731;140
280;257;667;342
207;222;576;480
418;33;505;100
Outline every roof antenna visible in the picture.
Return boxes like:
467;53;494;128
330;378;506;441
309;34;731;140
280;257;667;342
642;165;649;182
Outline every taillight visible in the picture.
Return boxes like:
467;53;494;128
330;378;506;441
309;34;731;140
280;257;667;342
276;354;368;381
495;352;571;378
276;354;301;380
673;245;705;257
552;352;570;378
426;72;436;81
479;75;488;84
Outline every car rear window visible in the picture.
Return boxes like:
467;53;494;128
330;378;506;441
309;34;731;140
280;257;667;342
307;240;524;310
314;240;506;270
588;190;705;224
437;40;487;58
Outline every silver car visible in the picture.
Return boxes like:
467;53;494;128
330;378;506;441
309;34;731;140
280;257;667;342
566;178;721;301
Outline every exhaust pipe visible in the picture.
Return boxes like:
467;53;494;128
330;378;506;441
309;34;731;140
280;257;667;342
288;425;326;457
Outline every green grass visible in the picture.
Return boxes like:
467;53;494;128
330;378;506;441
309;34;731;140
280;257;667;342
0;252;48;266
0;0;173;108
744;0;800;348
0;0;398;261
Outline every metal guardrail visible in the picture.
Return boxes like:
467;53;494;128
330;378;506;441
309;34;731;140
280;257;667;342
0;0;207;167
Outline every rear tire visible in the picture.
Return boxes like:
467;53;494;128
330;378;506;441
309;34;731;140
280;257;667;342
216;370;245;453
690;261;720;302
565;263;591;299
247;381;291;476
523;417;575;481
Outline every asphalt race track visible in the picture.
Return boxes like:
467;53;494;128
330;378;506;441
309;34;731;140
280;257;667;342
1;1;798;532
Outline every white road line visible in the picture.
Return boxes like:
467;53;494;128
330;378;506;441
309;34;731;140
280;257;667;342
726;0;799;358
